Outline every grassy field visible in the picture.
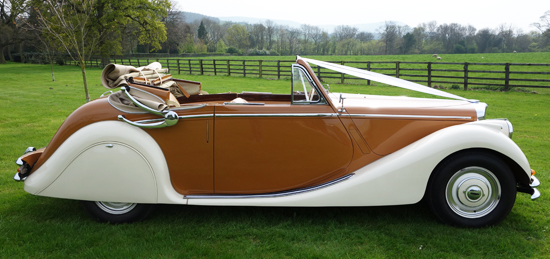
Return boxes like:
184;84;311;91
1;62;549;258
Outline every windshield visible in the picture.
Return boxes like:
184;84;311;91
291;65;323;104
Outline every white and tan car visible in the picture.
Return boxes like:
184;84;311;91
14;57;540;227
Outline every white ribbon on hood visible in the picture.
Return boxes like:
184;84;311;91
299;56;467;101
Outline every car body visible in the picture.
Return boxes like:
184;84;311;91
15;57;540;227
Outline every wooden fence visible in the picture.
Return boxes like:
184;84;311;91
68;58;550;90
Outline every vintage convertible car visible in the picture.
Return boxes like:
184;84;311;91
14;57;540;227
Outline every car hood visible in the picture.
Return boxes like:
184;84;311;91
328;93;479;120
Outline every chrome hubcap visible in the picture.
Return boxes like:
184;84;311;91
445;166;501;218
96;201;136;215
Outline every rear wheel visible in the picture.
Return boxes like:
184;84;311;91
81;201;155;223
427;151;516;227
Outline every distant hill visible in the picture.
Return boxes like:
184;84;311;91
218;16;303;28
219;16;407;33
183;12;220;23
318;21;408;34
183;12;407;34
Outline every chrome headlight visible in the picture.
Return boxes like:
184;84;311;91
504;119;513;139
470;101;488;120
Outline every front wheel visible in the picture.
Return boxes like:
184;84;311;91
81;201;155;223
427;151;516;227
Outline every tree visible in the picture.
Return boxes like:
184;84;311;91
33;31;61;81
35;0;104;102
356;32;374;42
178;33;195;53
379;21;399;54
88;0;169;61
265;20;275;50
334;25;358;41
436;23;466;53
249;23;266;49
475;28;495;53
532;10;550;32
335;38;359;55
532;10;550;49
215;39;227;53
309;26;324;54
197;20;208;43
226;24;249;51
287;28;301;54
162;1;187;54
0;0;29;64
497;24;515;52
402;32;415;54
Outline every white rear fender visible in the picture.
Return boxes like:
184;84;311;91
188;120;530;207
24;121;179;204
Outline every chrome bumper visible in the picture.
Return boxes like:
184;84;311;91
530;175;540;200
13;147;36;182
14;172;26;182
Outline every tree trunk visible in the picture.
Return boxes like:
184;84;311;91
19;43;24;63
80;62;90;102
0;46;6;64
101;55;111;67
7;45;13;61
50;60;55;81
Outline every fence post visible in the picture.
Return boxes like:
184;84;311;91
213;59;217;75
341;61;345;84
259;60;263;78
147;58;150;64
367;61;371;85
427;62;432;87
200;59;204;75
396;61;400;78
128;59;131;66
243;60;246;77
177;59;181;75
317;65;321;81
227;60;231;76
277;61;281;79
166;59;170;70
504;63;510;91
188;60;192;74
463;62;469;90
137;59;141;67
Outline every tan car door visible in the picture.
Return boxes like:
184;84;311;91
213;65;353;194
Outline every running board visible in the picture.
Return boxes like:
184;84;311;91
185;174;354;199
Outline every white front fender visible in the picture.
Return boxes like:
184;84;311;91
24;121;179;204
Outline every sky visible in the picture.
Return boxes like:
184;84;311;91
175;0;548;33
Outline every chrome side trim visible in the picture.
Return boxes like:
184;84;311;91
215;113;337;118
344;114;472;120
185;174;354;199
131;114;214;124
179;114;214;119
223;102;265;106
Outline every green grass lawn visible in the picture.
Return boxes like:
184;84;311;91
1;62;549;258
